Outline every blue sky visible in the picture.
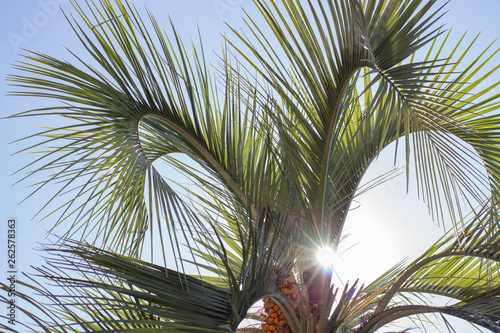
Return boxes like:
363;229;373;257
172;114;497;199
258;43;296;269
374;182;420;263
1;0;500;331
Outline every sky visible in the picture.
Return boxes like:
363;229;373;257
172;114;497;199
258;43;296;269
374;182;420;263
1;0;500;332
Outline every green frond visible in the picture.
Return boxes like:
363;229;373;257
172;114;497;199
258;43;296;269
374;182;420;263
0;206;302;332
6;0;500;332
357;194;500;332
190;205;302;328
231;0;500;249
1;241;233;332
9;0;280;263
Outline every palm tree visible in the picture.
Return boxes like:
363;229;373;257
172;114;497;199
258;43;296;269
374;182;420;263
3;0;500;331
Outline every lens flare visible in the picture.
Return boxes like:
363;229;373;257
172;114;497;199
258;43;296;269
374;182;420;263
316;246;336;267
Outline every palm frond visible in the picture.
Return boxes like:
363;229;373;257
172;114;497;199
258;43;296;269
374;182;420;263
355;194;500;332
7;0;500;332
9;0;280;264
230;0;500;250
1;240;233;332
0;205;302;332
191;204;302;328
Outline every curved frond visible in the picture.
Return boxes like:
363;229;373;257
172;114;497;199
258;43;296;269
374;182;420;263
0;206;302;332
231;0;500;250
191;206;301;328
357;194;500;332
1;241;233;332
9;0;279;262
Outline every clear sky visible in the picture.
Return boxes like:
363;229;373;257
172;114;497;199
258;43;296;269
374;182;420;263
1;0;500;332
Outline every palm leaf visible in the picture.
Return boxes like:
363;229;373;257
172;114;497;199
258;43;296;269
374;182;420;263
191;205;302;329
1;240;233;332
9;0;280;264
356;194;500;332
0;204;301;332
230;0;500;251
7;0;500;332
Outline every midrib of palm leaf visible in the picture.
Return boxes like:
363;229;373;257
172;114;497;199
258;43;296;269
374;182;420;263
230;0;500;252
9;0;283;265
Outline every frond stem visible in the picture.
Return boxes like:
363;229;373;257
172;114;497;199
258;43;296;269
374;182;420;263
316;66;366;246
374;248;500;316
145;114;257;220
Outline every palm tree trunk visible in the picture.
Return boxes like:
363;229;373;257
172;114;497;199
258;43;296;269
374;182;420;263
302;262;332;321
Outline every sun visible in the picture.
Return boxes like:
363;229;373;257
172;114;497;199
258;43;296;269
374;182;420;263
315;245;336;268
